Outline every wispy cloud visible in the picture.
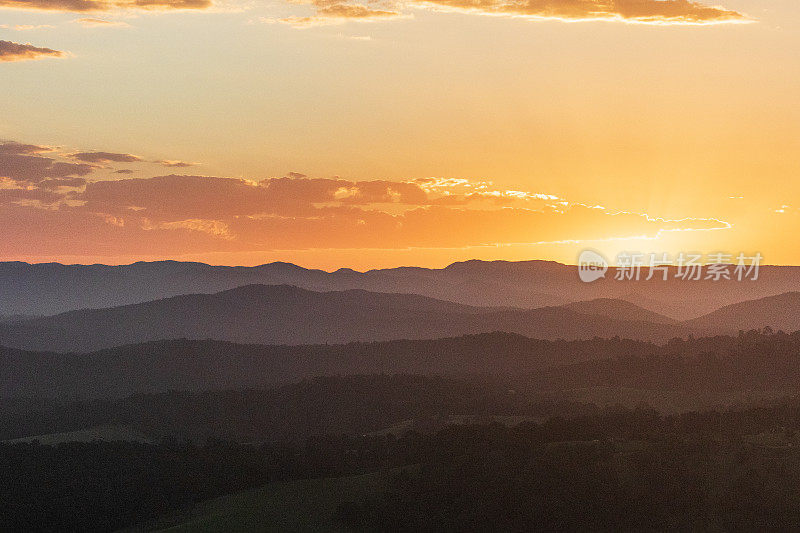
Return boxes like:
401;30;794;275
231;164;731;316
259;1;405;27
410;0;750;25
0;0;210;12
0;0;749;25
157;159;197;168
255;0;749;27
73;17;131;26
0;24;56;30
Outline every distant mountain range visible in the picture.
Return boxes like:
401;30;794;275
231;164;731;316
0;285;697;352
1;281;797;352
4;259;800;319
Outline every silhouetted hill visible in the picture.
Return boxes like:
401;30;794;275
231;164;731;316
0;332;660;399
4;260;800;319
9;329;800;405
523;328;800;396
7;331;800;442
0;285;695;352
685;292;800;333
0;375;548;443
0;314;39;324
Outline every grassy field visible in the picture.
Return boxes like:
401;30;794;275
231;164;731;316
146;471;385;533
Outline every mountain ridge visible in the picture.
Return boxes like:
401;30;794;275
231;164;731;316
0;284;697;352
5;259;800;319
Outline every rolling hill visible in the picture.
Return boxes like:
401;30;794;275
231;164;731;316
685;292;800;333
561;298;676;324
0;285;696;352
0;332;660;399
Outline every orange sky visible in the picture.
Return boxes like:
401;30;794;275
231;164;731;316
1;0;798;269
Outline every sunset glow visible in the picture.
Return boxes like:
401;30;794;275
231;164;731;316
1;0;798;269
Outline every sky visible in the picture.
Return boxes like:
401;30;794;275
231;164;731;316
1;0;798;270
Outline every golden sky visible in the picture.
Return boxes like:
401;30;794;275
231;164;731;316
1;0;798;269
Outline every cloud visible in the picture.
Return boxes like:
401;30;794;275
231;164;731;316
130;0;210;10
0;0;749;25
0;196;731;258
79;174;381;219
70;151;142;163
411;0;749;24
260;0;747;27
0;0;108;11
158;159;196;168
0;205;241;256
0;0;210;12
0;139;736;259
336;33;372;41
316;2;400;18
259;0;405;27
0;142;54;155
38;176;88;189
73;17;130;26
0;24;56;30
0;187;65;205
0;143;94;183
0;40;66;62
333;180;428;204
80;174;277;219
68;172;731;253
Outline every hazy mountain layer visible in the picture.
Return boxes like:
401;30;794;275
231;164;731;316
0;285;696;352
4;259;800;319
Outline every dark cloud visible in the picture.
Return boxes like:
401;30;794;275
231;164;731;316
0;142;53;155
0;0;105;10
80;175;278;219
0;40;65;62
0;188;64;205
79;174;438;221
0;152;94;183
70;151;142;163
